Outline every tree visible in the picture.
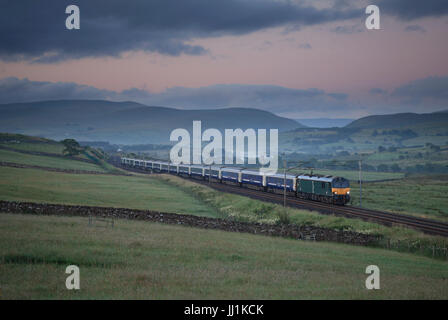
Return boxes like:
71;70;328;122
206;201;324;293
61;139;83;156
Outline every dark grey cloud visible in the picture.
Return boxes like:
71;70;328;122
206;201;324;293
404;25;427;33
392;76;448;102
0;0;361;62
143;84;350;114
298;43;312;49
370;88;387;95
4;76;447;118
331;25;364;34
376;0;448;20
0;77;117;103
0;77;351;116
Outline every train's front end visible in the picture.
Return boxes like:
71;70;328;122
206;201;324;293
331;177;350;205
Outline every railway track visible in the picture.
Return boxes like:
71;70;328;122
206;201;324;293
194;180;448;237
112;160;448;237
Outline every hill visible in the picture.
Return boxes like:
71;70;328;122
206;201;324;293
0;100;302;145
346;112;448;130
295;118;354;128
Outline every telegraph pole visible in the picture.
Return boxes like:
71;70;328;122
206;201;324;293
283;158;287;208
359;158;362;207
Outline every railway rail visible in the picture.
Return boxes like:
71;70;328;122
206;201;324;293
112;159;448;237
196;179;448;237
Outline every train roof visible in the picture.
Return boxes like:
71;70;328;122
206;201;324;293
206;165;225;170
266;173;297;179
221;167;244;173
297;174;349;183
241;169;263;175
190;164;205;169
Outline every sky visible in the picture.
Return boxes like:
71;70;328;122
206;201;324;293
0;0;447;119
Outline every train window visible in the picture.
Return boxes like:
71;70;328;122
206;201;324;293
322;182;325;188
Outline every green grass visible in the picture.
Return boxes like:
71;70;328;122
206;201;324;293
1;165;446;259
0;160;446;260
0;142;65;154
0;167;216;217
0;213;447;299
349;176;448;222
155;175;448;256
0;149;105;172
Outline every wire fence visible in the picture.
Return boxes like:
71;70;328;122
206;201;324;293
375;238;448;260
88;215;115;228
300;232;447;260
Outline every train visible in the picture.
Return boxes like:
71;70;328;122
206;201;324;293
121;157;351;205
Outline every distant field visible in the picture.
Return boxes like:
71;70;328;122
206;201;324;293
349;176;448;222
0;142;65;154
0;149;105;172
1;213;447;299
0;141;93;162
0;167;216;217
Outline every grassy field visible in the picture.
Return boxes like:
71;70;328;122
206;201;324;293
0;141;65;154
0;149;105;172
0;213;447;299
0;167;216;217
349;176;448;222
1;165;446;252
155;174;448;256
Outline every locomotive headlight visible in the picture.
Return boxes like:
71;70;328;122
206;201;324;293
347;191;350;194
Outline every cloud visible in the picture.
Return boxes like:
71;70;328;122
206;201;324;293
370;88;387;95
141;84;350;113
0;0;361;62
376;0;448;20
0;77;117;103
298;43;312;49
0;77;352;117
3;76;447;118
404;25;427;33
392;76;448;102
331;25;363;34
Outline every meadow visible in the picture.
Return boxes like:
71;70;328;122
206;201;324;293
349;176;448;222
1;213;447;299
0;148;106;172
1;164;447;253
0;167;216;217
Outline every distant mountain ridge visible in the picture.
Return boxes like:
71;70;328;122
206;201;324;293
295;118;354;128
346;111;448;129
0;100;302;145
